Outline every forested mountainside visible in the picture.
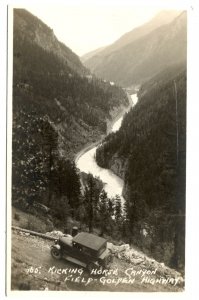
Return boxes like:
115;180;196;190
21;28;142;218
12;9;128;220
14;9;87;76
96;65;186;270
83;11;186;87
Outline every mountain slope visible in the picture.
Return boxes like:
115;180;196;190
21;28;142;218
12;9;129;210
81;46;106;63
82;10;180;63
14;9;88;75
96;65;186;270
84;11;186;86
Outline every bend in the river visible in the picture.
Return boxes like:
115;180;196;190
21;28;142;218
76;93;138;204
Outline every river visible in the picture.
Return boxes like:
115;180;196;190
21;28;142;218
76;93;138;202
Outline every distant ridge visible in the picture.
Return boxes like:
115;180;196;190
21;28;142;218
83;10;186;86
81;46;106;63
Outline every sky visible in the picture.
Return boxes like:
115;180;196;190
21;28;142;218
17;3;174;56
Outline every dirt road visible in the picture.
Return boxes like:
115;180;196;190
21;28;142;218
10;230;183;292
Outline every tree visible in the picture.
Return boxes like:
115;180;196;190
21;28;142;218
51;195;72;226
98;190;110;236
50;158;81;217
108;198;115;217
65;160;81;211
121;200;132;243
83;173;101;233
114;194;122;224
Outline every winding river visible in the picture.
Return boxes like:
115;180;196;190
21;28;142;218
76;93;138;202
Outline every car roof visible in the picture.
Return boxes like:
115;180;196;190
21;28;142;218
73;232;107;251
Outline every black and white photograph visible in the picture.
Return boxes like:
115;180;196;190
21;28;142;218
5;0;191;295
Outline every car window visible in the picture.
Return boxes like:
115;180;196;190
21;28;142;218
82;246;90;254
73;243;93;256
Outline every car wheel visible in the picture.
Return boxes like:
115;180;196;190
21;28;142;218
50;247;62;260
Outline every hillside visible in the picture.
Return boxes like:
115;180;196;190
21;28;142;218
14;9;88;76
81;46;106;63
12;9;129;216
83;11;186;86
96;65;186;271
82;10;179;63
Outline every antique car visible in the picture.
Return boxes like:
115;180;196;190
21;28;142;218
50;231;113;271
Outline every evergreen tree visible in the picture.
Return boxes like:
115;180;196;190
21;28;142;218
121;200;132;243
114;194;122;224
98;190;110;236
51;195;72;225
50;158;81;216
83;173;101;233
108;198;115;217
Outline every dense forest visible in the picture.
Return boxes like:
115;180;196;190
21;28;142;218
12;9;128;227
96;65;186;270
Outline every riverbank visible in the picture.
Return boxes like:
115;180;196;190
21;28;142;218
74;139;103;165
95;93;138;182
75;92;132;165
